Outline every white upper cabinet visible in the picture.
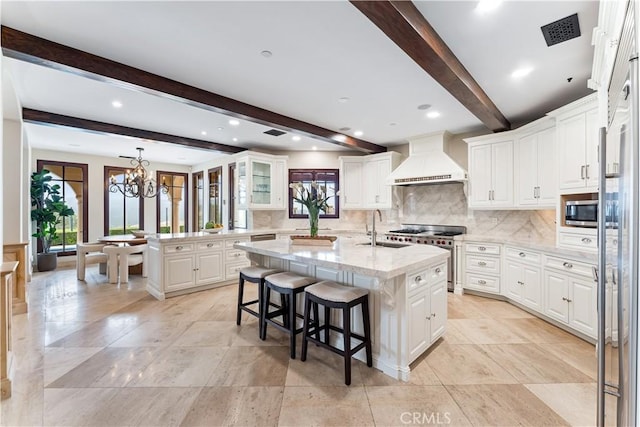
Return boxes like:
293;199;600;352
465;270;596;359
466;137;514;209
234;152;288;210
548;94;599;193
516;120;557;207
339;152;401;210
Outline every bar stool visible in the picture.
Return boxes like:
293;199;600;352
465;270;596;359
301;280;372;385
236;266;280;337
261;272;317;358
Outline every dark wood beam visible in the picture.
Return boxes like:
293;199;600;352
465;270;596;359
3;26;386;154
351;1;510;132
22;108;244;154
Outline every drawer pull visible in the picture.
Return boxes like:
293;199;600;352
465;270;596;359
234;253;241;257
519;252;526;258
415;275;426;285
581;238;592;244
478;261;487;267
563;262;573;269
517;281;524;285
435;268;442;274
175;245;184;251
478;279;487;285
207;243;214;248
478;246;487;252
234;240;240;244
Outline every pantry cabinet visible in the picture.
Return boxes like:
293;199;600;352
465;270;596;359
339;152;401;210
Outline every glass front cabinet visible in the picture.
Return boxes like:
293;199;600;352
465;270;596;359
234;153;287;210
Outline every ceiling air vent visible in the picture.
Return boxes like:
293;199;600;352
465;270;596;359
264;129;286;137
541;13;581;47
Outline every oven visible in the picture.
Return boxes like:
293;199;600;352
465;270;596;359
384;224;466;292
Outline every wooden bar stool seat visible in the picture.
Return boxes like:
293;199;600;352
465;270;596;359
301;280;372;385
237;267;280;337
262;272;317;358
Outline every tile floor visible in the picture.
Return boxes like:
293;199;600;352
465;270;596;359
1;267;598;426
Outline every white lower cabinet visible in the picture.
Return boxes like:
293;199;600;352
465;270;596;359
463;242;501;294
543;256;597;339
504;247;542;311
407;264;447;363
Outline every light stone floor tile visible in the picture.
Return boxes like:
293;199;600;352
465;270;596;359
425;342;519;385
43;387;201;426
538;341;598;380
46;346;163;388
208;346;290;386
365;385;472;426
43;346;104;386
525;383;598;427
126;346;228;387
480;343;595;384
2;268;599;426
446;384;571;426
278;386;375;427
180;386;284;426
448;318;530;344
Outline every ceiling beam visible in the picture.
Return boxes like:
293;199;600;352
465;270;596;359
351;1;511;132
2;26;386;154
22;108;244;154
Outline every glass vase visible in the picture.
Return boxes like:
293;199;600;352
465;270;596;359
308;208;319;237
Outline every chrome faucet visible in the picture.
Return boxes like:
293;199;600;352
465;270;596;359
371;209;382;246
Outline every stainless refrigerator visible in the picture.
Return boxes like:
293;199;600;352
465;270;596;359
597;2;638;425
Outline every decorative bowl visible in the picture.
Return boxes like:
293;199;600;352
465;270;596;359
202;227;224;234
131;230;148;238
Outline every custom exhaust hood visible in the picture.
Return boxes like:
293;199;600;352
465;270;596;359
387;131;468;186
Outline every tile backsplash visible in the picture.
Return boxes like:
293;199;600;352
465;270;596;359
252;182;556;242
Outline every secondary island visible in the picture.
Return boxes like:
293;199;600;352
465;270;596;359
234;236;449;381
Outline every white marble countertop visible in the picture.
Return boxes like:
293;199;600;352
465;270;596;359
145;228;367;243
233;236;449;280
457;234;597;263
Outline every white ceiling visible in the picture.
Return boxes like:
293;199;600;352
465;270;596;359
1;0;598;165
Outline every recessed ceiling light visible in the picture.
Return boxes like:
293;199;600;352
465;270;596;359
217;127;223;131
354;130;364;137
475;0;503;14
426;111;441;119
511;67;533;79
338;97;350;103
292;135;301;141
232;137;238;142
229;119;240;126
261;50;273;58
111;100;122;108
201;131;207;136
312;146;318;151
390;122;397;126
69;143;80;147
417;104;431;110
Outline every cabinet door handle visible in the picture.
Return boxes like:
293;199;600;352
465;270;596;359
586;164;590;179
567;298;572;303
581;165;586;179
478;279;487;285
478;261;487;267
563;262;573;269
517;280;523;285
426;315;432;320
562;296;568;301
432;313;436;318
375;195;380;203
582;237;592;244
488;190;492;201
478;246;487;252
519;252;526;258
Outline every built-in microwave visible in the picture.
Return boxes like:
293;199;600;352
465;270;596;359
564;197;618;228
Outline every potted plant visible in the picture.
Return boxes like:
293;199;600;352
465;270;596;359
30;169;75;271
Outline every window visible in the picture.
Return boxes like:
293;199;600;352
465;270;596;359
192;171;204;231
104;166;144;235
289;169;339;219
157;171;189;233
37;160;88;255
208;167;223;226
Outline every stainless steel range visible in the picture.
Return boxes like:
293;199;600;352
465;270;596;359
383;224;466;292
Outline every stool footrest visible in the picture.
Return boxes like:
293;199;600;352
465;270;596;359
304;334;367;358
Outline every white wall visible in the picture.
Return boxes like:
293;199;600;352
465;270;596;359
3;119;23;244
32;148;191;242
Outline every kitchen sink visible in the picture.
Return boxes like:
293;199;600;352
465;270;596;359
357;241;410;249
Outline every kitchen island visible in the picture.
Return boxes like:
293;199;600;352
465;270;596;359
234;237;449;381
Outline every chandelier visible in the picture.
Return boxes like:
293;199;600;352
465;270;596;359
109;147;168;198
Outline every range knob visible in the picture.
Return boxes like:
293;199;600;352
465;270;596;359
416;240;421;244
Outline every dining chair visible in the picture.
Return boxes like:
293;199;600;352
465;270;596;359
102;244;148;284
76;242;108;281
